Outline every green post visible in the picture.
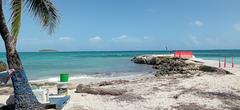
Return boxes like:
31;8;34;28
60;73;69;82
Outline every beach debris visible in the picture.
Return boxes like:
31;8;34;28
76;84;127;95
97;80;129;86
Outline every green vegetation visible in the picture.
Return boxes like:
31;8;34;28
39;49;58;52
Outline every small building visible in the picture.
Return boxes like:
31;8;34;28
174;51;193;58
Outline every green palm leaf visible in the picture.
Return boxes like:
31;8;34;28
10;0;59;41
24;0;59;34
10;0;22;40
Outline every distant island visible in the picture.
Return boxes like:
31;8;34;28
39;49;58;52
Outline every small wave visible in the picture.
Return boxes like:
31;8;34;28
29;71;152;83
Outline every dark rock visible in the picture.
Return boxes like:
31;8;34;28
152;57;193;76
0;61;7;72
217;69;232;75
199;65;232;74
199;65;218;72
131;56;147;64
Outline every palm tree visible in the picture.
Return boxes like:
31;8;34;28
0;0;59;109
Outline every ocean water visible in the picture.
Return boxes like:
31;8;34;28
0;50;239;81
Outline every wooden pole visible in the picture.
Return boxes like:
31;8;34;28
219;57;221;68
224;56;226;68
232;56;234;68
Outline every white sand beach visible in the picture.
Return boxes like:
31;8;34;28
0;59;240;110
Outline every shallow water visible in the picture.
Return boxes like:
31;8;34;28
0;50;239;80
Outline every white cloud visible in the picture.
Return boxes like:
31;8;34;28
59;37;73;40
89;36;103;43
234;23;240;32
194;20;204;27
112;35;128;41
111;35;144;44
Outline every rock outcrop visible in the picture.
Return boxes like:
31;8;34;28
131;55;232;77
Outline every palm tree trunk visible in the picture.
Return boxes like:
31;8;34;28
5;48;44;110
0;1;44;110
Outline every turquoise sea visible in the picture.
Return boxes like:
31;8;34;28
0;50;239;81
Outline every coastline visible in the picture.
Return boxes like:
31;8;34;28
29;73;152;85
0;57;240;109
26;58;239;84
1;50;239;81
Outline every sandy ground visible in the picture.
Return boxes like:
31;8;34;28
0;59;240;110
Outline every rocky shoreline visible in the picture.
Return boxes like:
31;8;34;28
131;55;232;77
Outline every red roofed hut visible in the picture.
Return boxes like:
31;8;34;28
174;51;193;58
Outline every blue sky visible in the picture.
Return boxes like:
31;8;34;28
0;0;240;52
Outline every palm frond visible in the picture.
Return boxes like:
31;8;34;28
24;0;59;34
10;0;22;40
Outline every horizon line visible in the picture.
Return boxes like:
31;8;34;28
0;49;240;53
